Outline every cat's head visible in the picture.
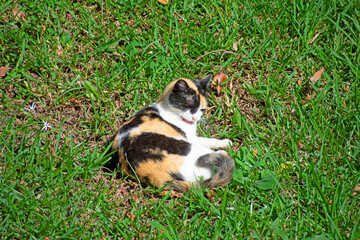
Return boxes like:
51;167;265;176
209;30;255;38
157;75;212;125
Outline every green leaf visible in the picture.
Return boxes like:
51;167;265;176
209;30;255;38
232;169;250;186
257;170;277;190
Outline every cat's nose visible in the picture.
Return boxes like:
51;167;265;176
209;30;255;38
192;116;197;121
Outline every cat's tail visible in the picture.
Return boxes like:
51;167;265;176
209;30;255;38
197;151;235;189
166;151;235;192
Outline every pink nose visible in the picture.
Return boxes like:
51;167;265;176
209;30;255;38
192;116;196;121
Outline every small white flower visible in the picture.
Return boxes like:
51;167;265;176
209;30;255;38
41;120;52;131
25;103;37;112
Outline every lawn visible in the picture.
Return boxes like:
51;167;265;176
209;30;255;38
0;0;359;239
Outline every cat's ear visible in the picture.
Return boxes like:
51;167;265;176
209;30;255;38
198;74;212;92
173;79;189;92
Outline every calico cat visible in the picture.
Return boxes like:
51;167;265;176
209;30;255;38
110;75;235;192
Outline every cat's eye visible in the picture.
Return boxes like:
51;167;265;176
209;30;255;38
186;95;196;103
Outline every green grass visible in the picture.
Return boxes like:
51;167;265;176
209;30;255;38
1;0;359;239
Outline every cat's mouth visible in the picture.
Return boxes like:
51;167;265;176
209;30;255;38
182;118;194;125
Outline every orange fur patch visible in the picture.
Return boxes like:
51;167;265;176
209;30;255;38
199;94;207;109
127;115;186;139
139;116;185;138
136;154;185;188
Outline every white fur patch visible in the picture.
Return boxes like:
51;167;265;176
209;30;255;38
113;130;132;149
179;143;214;182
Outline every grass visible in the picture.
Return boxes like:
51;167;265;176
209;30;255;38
1;0;359;239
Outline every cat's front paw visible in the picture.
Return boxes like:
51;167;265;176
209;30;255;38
216;139;232;149
223;139;233;148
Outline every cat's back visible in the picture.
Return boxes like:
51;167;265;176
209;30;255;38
111;106;191;180
115;106;187;142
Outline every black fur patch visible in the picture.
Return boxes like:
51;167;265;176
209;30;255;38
119;116;144;133
104;148;120;172
169;80;200;114
119;107;157;133
121;132;191;169
137;106;159;115
169;171;185;181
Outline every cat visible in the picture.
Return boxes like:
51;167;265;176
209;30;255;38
110;75;235;192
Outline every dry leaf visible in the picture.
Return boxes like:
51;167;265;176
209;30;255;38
310;67;324;84
212;72;228;94
232;42;239;51
159;190;170;196
83;4;96;10
305;92;316;101
0;67;11;78
182;44;188;54
159;190;183;198
126;212;136;222
158;0;169;4
40;25;46;41
12;6;26;22
131;194;140;203
56;43;64;57
297;79;302;86
205;189;215;202
353;185;360;195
